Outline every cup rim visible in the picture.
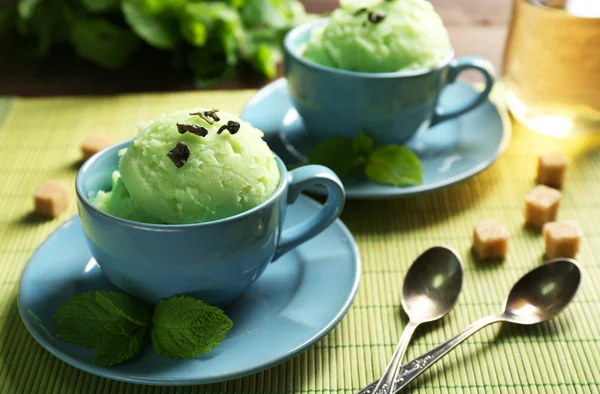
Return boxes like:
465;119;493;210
284;18;455;78
75;139;288;229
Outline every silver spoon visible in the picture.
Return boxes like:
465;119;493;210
372;246;464;394
361;258;582;394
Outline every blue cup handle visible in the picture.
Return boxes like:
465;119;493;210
429;56;495;127
273;165;345;260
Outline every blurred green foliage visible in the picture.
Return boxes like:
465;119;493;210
0;0;312;87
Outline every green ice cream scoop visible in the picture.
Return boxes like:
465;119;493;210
93;170;161;224
303;0;451;73
94;109;280;224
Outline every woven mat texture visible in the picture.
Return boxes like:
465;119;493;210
0;88;598;393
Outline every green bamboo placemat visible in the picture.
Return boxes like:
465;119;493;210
0;89;599;394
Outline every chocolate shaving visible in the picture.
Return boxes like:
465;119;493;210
190;109;220;125
177;123;208;137
368;11;386;24
167;142;190;169
217;120;241;135
354;7;367;16
205;109;220;122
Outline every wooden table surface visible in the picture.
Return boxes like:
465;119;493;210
0;0;512;96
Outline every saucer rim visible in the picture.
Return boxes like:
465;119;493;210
241;78;512;199
17;195;361;385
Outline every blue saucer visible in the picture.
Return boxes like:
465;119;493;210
241;79;511;199
18;196;360;386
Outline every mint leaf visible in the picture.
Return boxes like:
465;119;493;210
53;292;124;347
128;0;187;15
122;0;178;49
104;321;132;336
188;48;234;89
183;2;245;87
241;0;295;29
95;292;152;327
53;291;151;366
180;2;241;48
21;0;71;55
366;145;423;186
0;0;18;34
151;296;233;359
248;43;280;78
81;0;119;13
70;18;140;69
353;131;374;157
243;27;285;77
309;138;362;178
18;0;42;19
94;328;146;367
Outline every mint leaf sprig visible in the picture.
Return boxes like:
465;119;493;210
152;296;233;359
52;291;233;367
308;132;423;186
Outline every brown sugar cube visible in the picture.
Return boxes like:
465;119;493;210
81;134;113;160
536;153;568;189
472;220;510;261
543;221;581;259
34;180;70;218
525;185;562;228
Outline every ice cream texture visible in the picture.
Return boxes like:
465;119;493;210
303;0;451;73
92;109;280;224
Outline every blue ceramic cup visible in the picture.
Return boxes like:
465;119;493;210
284;19;495;146
76;139;345;306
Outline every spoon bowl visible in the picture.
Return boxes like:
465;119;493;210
402;246;464;322
502;258;582;325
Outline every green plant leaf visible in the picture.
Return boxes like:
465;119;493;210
180;1;245;69
366;145;423;186
53;293;120;348
52;291;149;349
353;131;374;157
241;0;300;28
309;137;363;178
93;327;146;367
95;291;152;327
70;18;140;69
180;2;240;47
19;0;72;55
0;0;19;34
229;0;246;9
244;26;285;47
188;47;233;89
150;296;233;359
18;0;42;20
122;0;178;49
242;26;286;76
130;0;186;15
81;0;119;13
250;43;280;78
53;291;151;367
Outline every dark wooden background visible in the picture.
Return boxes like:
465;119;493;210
0;0;512;96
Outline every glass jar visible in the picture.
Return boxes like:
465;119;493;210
503;0;600;137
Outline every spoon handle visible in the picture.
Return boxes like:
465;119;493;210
371;320;419;394
356;315;502;394
393;314;502;391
